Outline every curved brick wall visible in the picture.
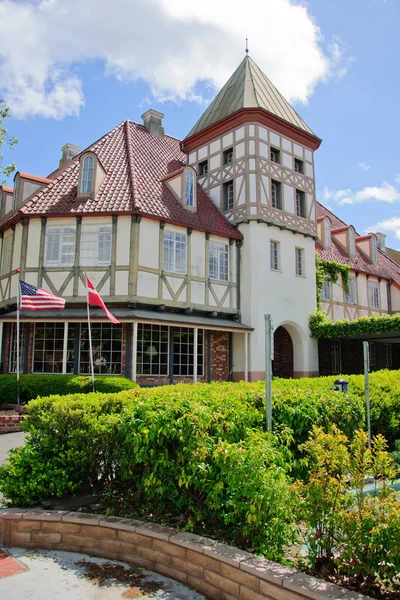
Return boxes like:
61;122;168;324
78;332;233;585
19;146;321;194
0;509;367;600
0;415;25;434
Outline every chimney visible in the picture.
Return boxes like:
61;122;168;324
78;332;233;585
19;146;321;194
141;109;165;138
376;232;386;251
59;143;80;168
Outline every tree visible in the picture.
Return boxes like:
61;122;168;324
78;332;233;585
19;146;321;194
0;99;17;185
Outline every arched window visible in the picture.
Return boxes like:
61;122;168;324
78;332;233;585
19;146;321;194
185;169;194;207
81;155;94;194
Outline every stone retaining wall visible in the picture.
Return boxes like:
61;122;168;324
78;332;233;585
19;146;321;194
0;415;25;434
0;509;368;600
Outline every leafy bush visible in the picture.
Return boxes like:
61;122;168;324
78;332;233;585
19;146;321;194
0;374;137;404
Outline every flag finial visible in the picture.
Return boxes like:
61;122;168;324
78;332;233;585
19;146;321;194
245;37;249;55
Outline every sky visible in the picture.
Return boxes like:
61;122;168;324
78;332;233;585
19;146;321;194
1;0;400;248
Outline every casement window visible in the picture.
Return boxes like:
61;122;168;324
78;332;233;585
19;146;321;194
173;327;204;376
349;227;356;256
0;230;13;275
385;344;392;368
44;225;76;267
81;155;94;194
33;323;64;374
270;147;280;163
331;340;342;374
185;169;194;207
9;322;24;374
322;278;331;301
223;181;234;211
296;190;306;218
162;230;187;274
368;281;380;309
209;241;229;281
137;324;169;376
324;218;331;249
295;247;305;276
271;180;282;209
369;342;376;367
270;240;280;271
79;323;122;375
223;148;233;165
198;160;208;176
294;158;304;174
80;224;112;266
345;276;357;304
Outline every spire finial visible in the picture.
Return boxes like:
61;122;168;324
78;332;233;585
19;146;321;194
245;37;249;55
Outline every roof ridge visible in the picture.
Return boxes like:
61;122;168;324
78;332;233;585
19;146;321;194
124;120;139;210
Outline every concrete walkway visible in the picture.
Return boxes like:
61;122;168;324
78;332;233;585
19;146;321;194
0;432;26;466
0;549;206;599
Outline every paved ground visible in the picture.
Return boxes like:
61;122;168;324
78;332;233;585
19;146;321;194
0;432;26;466
0;548;206;599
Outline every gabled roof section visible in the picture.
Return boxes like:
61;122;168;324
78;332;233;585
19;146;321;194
2;120;241;240
185;55;316;139
316;202;400;284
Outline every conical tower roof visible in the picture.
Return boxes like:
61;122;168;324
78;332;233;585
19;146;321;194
185;55;316;139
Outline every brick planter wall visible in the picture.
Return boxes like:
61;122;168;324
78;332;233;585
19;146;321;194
0;415;25;434
0;509;367;600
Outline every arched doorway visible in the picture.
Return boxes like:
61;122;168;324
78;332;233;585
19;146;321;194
273;326;294;378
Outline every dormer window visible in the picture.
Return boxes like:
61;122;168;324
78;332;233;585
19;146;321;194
185;169;194;207
81;155;94;194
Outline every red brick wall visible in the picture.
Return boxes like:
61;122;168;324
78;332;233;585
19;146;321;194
210;331;229;382
0;415;25;434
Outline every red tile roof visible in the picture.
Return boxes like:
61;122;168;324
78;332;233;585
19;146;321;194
4;120;241;240
316;202;400;285
18;173;52;184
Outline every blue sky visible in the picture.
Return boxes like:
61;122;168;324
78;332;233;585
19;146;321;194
1;0;400;248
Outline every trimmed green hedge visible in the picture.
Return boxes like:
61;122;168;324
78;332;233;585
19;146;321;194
309;308;400;339
0;374;138;404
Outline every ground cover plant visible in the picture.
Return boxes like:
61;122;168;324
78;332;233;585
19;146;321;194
1;370;400;596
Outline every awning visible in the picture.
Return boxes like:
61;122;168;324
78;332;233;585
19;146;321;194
0;307;253;332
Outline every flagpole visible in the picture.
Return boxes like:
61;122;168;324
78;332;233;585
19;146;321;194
86;274;95;392
16;269;21;404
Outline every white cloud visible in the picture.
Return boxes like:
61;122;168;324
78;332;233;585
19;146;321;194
0;0;350;119
368;216;400;240
359;162;371;172
321;181;400;206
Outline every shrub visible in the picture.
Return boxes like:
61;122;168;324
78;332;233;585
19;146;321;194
0;374;137;404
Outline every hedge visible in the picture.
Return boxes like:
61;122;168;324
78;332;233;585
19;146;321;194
0;374;138;405
309;308;400;339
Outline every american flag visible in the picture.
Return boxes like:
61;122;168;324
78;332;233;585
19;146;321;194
20;280;66;311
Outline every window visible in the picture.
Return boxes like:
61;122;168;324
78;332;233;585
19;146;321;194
371;236;377;262
81;155;94;194
223;181;234;211
9;323;24;373
349;227;356;256
185;169;194;207
223;148;233;165
137;324;169;376
173;327;204;376
294;159;304;174
270;147;280;163
369;342;376;367
385;344;392;368
296;190;306;218
79;323;122;375
368;281;380;309
33;323;64;373
295;247;305;276
198;160;208;176
270;241;280;271
331;340;342;374
322;278;331;301
0;230;13;275
345;276;357;304
44;226;76;267
80;224;112;266
324;218;331;249
209;242;229;281
271;180;281;209
162;230;187;274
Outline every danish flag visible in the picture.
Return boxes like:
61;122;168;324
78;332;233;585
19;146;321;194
86;277;120;325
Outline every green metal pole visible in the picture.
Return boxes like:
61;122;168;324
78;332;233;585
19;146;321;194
363;341;371;449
